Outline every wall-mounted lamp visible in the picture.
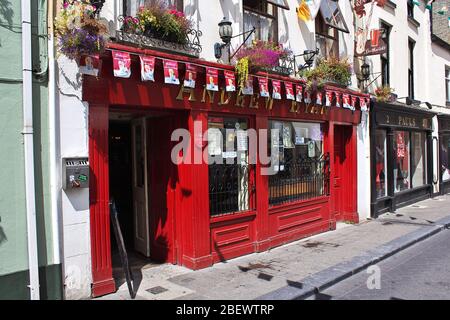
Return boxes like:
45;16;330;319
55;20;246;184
397;96;421;106
361;62;371;81
214;17;256;62
294;48;320;74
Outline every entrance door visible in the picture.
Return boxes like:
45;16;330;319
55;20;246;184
131;118;150;256
333;125;354;221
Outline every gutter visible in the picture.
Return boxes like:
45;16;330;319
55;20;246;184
21;0;40;300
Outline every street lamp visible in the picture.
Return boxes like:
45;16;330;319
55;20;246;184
295;48;320;74
218;17;233;45
361;62;371;81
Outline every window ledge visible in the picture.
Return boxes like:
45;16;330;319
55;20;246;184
408;16;420;29
385;0;396;10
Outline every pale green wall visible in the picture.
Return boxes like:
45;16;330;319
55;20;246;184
0;0;61;299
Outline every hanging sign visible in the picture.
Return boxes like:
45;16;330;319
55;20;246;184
242;76;254;95
351;95;358;111
140;55;155;82
296;85;304;102
163;60;180;85
316;91;323;105
335;91;341;108
325;90;333;107
355;28;387;57
79;55;101;77
360;97;369;111
184;63;197;88
285;82;295;100
272;80;282;100
342;94;352;110
354;0;386;18
304;90;312;104
206;68;219;91
112;51;131;78
224;70;236;92
258;78;270;98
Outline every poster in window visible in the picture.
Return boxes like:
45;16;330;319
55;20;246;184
224;70;236;92
183;63;197;88
164;60;180;85
285;82;295;100
112;51;131;78
237;130;248;151
258;77;270;98
283;123;294;149
296;85;303;102
79;54;101;77
308;141;316;158
140;55;155;82
272;80;282;100
206;68;219;91
294;127;307;145
242;76;254;95
207;128;223;156
397;132;405;158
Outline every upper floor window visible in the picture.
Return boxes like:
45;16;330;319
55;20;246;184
380;22;391;86
315;0;349;59
446;67;450;103
123;0;183;16
243;0;289;44
407;0;414;18
408;39;415;99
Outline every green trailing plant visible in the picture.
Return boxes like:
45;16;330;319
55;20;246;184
374;85;394;102
299;57;352;92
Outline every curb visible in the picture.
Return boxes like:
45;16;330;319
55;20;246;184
256;216;450;300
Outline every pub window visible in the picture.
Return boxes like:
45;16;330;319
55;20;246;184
268;121;329;206
208;117;254;216
441;135;450;181
411;131;427;188
123;0;183;16
407;0;414;19
315;0;349;59
408;39;415;99
394;131;411;193
375;129;388;198
243;0;286;44
446;66;450;103
380;22;391;86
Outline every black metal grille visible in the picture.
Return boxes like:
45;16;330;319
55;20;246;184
209;163;253;216
269;153;330;206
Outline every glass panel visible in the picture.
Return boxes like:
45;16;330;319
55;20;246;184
266;0;290;10
268;121;328;206
243;10;276;44
126;0;182;16
411;132;427;188
441;135;450;181
208;117;252;216
134;124;144;188
316;33;338;59
393;131;411;193
319;0;349;33
446;68;450;102
375;130;388;198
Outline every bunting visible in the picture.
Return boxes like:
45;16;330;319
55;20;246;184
112;51;131;78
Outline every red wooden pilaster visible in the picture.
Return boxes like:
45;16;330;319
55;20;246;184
349;125;359;223
180;110;213;269
254;115;270;252
326;121;337;230
89;103;115;297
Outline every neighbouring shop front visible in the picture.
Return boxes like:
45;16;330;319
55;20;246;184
83;43;368;297
438;114;450;194
370;102;435;217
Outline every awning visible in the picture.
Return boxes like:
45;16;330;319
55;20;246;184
319;0;349;33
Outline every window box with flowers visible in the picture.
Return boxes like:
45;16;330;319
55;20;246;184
115;1;202;57
234;40;292;90
299;57;352;92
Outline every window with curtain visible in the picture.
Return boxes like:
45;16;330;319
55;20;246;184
123;0;183;16
243;0;279;44
446;66;450;103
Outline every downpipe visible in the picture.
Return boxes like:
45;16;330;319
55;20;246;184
22;0;40;300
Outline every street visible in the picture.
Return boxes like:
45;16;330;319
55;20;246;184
309;228;450;300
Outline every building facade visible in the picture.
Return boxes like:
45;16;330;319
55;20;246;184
0;0;62;299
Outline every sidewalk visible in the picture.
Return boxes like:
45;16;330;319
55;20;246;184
96;194;450;300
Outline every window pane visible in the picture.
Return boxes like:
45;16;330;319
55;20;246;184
375;130;387;198
319;0;349;33
268;121;328;206
208;117;252;216
243;10;276;43
394;131;411;193
411;132;427;188
125;0;182;16
441;135;450;181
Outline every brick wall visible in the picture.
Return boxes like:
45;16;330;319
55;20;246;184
432;0;450;45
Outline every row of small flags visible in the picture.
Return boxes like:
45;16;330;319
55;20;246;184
79;50;369;111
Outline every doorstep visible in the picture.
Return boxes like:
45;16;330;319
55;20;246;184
94;194;450;300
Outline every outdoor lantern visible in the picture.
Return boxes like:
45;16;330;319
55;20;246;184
218;17;233;44
303;50;317;66
361;62;371;81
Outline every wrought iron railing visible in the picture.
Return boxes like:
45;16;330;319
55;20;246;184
269;153;330;206
115;16;202;58
209;163;254;217
269;55;295;76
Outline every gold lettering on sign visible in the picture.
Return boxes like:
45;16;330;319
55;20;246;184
176;85;196;102
290;101;299;113
265;97;273;110
218;89;233;106
249;94;260;109
398;116;416;127
235;90;246;107
202;87;216;104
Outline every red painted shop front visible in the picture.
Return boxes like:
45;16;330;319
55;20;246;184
84;43;365;297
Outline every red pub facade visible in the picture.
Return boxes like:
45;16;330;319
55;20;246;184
84;43;368;297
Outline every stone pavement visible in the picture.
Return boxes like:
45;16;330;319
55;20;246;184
95;194;450;300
